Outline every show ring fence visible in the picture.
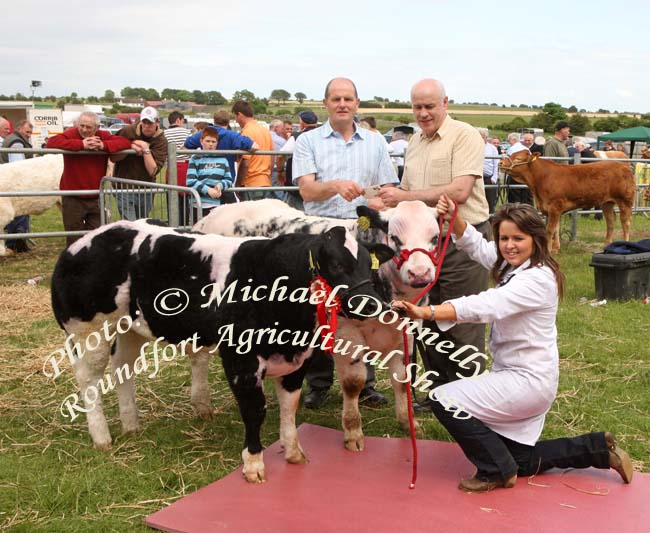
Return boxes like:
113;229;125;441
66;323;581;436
1;144;649;245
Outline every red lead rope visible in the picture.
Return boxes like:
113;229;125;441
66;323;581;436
403;206;458;489
309;276;342;352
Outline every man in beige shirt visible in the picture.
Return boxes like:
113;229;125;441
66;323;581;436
378;79;490;393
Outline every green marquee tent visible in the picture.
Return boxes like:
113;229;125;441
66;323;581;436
598;126;650;156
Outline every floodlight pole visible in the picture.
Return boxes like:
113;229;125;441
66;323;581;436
30;80;42;99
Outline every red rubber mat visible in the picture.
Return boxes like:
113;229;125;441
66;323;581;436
146;423;648;533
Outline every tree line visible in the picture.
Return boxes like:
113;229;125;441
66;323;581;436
1;90;648;134
491;102;650;136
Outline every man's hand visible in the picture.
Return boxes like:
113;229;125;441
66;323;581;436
248;142;260;152
336;180;364;202
131;140;150;156
377;187;408;207
207;187;222;199
83;136;103;150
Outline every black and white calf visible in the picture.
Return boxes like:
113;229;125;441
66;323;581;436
195;199;441;450
194;198;369;239
51;219;393;482
216;228;392;481
51;219;247;450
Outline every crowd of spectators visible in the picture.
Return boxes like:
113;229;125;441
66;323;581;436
0;95;638;253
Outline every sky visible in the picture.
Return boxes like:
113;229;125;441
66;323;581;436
2;0;649;113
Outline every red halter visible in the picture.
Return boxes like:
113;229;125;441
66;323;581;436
392;247;440;270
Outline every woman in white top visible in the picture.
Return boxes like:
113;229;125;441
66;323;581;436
393;195;633;493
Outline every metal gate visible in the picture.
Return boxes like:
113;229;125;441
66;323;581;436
99;176;203;228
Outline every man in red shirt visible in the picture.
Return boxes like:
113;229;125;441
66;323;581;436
47;112;131;246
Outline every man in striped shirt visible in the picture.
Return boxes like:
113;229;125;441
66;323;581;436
292;77;398;408
163;111;191;184
292;78;397;218
164;111;192;222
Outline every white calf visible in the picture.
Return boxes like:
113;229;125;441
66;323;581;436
0;155;63;255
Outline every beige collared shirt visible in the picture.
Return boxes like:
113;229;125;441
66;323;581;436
402;115;489;225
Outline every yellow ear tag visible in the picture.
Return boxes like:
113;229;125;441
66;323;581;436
370;252;380;270
357;216;371;231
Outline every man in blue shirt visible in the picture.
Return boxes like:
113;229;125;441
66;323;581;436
292;77;398;408
293;79;396;218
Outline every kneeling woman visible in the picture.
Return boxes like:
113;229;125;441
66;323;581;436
393;195;633;493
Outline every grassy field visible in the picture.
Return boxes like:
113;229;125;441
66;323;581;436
1;208;649;531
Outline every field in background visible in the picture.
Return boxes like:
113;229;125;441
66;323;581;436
261;102;532;137
1;208;649;531
243;100;638;138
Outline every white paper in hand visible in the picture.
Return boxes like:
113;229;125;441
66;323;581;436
364;185;381;199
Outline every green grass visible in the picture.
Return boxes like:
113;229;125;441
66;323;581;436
1;210;649;531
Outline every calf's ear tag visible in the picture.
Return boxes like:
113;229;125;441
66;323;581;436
370;252;380;270
308;250;321;271
357;216;371;231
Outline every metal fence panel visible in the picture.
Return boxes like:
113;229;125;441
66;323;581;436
99;177;203;228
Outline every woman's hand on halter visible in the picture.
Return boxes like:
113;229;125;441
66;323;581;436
436;194;456;222
391;300;432;320
436;193;467;238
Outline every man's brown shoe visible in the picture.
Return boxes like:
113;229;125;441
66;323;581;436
458;473;517;493
605;432;633;484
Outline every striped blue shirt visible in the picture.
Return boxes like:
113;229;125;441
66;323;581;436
292;120;398;218
186;154;233;207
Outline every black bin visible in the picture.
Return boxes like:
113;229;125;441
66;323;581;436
589;252;650;300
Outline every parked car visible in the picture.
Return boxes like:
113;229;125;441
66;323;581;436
101;123;127;135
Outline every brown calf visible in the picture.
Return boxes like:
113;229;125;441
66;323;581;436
500;150;635;252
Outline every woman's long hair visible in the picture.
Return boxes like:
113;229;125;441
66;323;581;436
490;203;565;298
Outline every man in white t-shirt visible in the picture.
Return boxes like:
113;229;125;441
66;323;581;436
388;130;408;181
505;132;533;205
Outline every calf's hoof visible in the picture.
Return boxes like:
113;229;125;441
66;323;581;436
400;418;422;435
242;449;266;483
121;424;141;437
93;440;112;452
285;446;308;464
193;402;214;421
243;467;266;483
344;434;365;452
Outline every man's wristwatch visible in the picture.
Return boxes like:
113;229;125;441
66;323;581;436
143;150;151;155
429;305;435;320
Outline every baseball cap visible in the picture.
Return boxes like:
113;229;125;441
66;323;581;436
555;121;570;131
140;106;159;123
298;110;318;125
